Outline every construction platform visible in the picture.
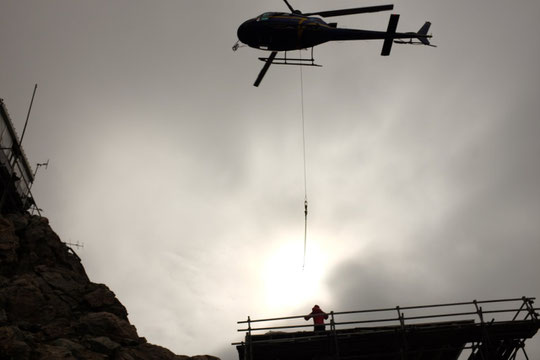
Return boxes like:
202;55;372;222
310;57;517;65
0;98;37;214
234;297;539;360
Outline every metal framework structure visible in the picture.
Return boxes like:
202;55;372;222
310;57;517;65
0;98;39;215
233;297;539;360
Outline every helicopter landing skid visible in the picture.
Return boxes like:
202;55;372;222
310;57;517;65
253;48;321;86
258;48;322;67
258;57;322;67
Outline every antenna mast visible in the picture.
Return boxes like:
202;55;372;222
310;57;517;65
19;84;37;148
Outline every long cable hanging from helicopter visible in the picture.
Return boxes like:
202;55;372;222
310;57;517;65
299;49;309;271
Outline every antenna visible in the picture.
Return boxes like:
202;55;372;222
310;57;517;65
19;84;37;148
32;159;49;180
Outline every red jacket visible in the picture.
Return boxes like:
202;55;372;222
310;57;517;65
304;305;328;325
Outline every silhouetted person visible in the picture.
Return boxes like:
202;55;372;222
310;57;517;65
304;304;328;331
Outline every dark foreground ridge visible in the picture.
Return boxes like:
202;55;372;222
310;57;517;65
0;213;219;360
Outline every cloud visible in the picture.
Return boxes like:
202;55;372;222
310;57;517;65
325;87;540;315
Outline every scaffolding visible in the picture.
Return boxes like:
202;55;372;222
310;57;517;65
0;98;39;215
233;297;539;360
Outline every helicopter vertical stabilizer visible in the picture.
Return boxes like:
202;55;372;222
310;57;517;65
417;22;431;45
381;14;399;56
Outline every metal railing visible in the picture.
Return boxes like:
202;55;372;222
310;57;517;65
234;297;539;360
237;297;538;334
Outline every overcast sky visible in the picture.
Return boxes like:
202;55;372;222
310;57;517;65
1;0;539;359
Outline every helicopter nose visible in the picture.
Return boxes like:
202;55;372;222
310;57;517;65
237;20;254;45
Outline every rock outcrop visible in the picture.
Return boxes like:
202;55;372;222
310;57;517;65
0;213;219;360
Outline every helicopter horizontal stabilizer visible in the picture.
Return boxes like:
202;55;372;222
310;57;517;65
381;14;399;56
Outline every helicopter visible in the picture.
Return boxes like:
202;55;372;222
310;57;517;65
233;0;434;86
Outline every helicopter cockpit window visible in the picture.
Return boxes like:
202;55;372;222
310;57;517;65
257;12;274;21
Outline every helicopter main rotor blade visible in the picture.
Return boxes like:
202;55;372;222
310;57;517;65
254;51;278;87
282;0;296;13
304;4;394;18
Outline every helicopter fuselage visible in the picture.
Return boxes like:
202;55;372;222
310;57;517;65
237;12;404;52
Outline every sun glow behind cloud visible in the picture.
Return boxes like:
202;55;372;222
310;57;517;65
261;236;331;314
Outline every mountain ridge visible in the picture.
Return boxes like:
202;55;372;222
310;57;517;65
0;213;219;360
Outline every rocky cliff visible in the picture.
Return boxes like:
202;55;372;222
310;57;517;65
0;213;219;360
